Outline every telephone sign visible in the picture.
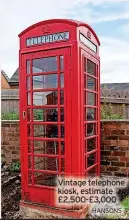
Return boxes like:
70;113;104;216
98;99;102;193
26;31;69;46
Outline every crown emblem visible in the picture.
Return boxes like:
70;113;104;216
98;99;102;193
42;25;51;34
87;30;91;39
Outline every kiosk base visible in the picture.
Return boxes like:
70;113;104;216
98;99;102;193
20;201;89;219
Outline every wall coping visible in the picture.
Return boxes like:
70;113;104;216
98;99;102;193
1;119;129;124
1;120;20;124
101;119;129;122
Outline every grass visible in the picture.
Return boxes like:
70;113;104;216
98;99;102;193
106;215;119;219
121;197;129;211
8;162;20;172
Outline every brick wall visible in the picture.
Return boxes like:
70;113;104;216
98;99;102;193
101;120;129;177
1;120;129;177
1;121;20;164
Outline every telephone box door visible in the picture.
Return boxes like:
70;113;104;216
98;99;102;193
81;50;100;176
20;47;71;206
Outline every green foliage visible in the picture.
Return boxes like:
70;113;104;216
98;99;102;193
1;157;5;163
121;197;129;211
1;111;19;120
101;88;125;120
8;162;20;172
106;214;119;219
100;103;124;120
34;109;44;120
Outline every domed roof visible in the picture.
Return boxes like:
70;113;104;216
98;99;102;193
19;19;100;45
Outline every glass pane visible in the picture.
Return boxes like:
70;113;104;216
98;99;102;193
32;57;57;73
61;125;64;138
60;73;64;88
84;74;86;89
28;171;32;184
85;123;96;137
26;60;30;74
87;92;96;106
87;108;96;121
61;142;65;155
87;153;96;167
28;125;31;137
27;109;31;121
60;108;64;122
28;156;32;168
27;77;30;90
84;57;86;72
34;141;59;155
27;93;31;105
33;74;58;89
34;157;59;171
34;124;58;138
87;167;96;175
61;158;65;172
87;60;96;76
33;91;58;105
87;76;95;91
34;172;57;186
33;108;58;121
28;140;33;153
60;90;64;104
86;138;96;152
34;157;45;170
60;56;64;70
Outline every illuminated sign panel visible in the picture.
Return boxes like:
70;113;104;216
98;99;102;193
80;33;97;53
26;31;69;46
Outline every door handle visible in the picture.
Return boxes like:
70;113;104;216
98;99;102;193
22;111;26;119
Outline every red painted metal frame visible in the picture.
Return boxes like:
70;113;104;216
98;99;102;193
80;49;100;176
20;48;71;206
19;19;100;210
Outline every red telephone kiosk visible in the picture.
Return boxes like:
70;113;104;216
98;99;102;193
19;19;100;217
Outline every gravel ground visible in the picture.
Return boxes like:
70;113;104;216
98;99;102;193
2;169;21;219
1;167;129;219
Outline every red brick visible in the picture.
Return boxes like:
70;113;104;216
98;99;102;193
120;157;129;162
110;140;118;146
119;135;129;140
107;166;120;171
9;146;15;150
112;151;126;157
111;161;125;167
100;166;106;172
119;130;125;135
126;163;129;167
12;159;19;163
103;129;111;135
106;156;119;162
118;140;129;146
103;123;118;130
114;172;128;177
120;123;129;130
104;146;110;150
101;151;111;156
101;140;111;145
119;147;129;151
12;151;19;154
102;171;113;176
101;145;105;150
126;152;129;157
120;167;129;173
106;136;118;140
